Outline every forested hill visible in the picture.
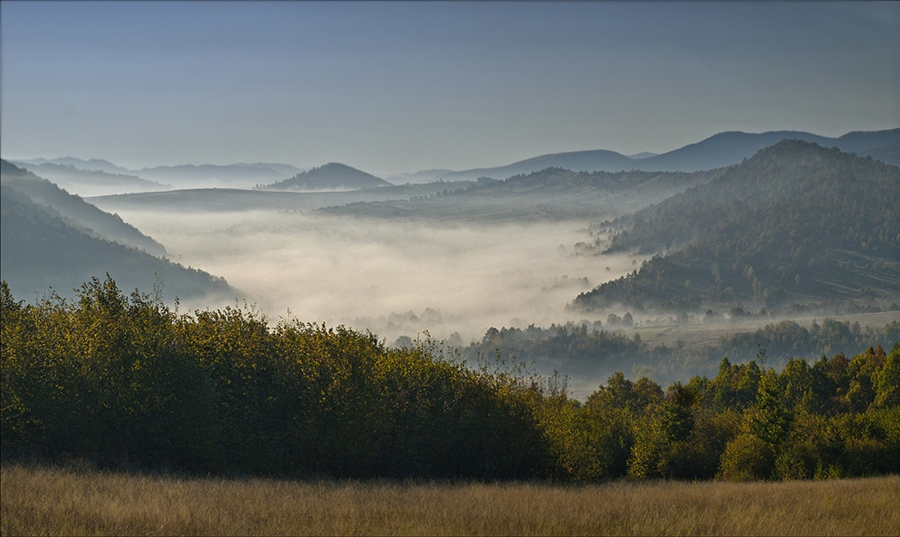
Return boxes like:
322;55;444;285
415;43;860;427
258;162;391;191
1;185;233;302
1;160;233;301
1;160;167;256
574;141;900;313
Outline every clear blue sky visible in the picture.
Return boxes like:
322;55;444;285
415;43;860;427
2;1;898;174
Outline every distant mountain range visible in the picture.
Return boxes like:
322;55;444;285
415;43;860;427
13;157;133;175
5;128;900;196
387;128;900;183
9;162;170;197
9;158;305;191
135;162;305;188
256;162;392;191
8;128;897;192
322;167;723;223
0;160;233;301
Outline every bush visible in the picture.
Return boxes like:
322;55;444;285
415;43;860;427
718;433;775;481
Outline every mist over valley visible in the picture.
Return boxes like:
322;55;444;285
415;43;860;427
4;129;899;398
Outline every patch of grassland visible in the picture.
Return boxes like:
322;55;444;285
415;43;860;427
2;463;898;536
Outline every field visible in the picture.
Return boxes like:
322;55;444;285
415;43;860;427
2;464;898;536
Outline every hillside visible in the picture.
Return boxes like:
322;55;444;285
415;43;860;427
12;156;132;175
0;184;232;301
322;167;721;223
1;160;167;256
639;128;900;172
10;162;170;197
88;181;471;214
258;163;391;191
429;150;638;182
573;141;900;313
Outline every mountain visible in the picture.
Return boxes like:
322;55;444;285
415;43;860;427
637;129;900;171
9;162;170;197
410;150;638;183
12;157;132;175
572;141;900;313
0;175;233;302
88;181;471;214
322;167;721;223
135;162;304;189
6;158;307;190
392;128;900;182
1;160;167;256
257;162;392;191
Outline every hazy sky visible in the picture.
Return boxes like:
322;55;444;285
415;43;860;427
2;1;898;174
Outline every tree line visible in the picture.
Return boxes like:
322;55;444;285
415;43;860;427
2;278;897;481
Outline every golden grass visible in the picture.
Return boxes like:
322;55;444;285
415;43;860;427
2;463;898;536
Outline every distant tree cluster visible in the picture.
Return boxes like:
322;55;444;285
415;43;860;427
2;278;898;481
462;318;900;382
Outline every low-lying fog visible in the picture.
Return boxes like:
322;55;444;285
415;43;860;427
115;209;642;345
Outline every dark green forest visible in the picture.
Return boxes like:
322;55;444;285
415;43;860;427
575;141;900;312
2;278;897;481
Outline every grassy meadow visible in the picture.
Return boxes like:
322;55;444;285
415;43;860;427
2;463;898;536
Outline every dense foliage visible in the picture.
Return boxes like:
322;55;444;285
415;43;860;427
575;141;900;312
2;279;898;481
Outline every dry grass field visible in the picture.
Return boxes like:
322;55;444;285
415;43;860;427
2;464;898;536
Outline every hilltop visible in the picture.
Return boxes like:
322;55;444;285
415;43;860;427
258;163;392;191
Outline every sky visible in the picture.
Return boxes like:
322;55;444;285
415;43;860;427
2;1;899;175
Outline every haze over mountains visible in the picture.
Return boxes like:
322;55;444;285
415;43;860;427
10;158;306;192
9;162;170;198
2;127;898;320
387;128;900;183
7;129;899;195
3;127;899;396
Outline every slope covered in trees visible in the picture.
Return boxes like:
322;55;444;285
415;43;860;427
258;163;391;191
574;141;900;313
1;160;167;256
2;279;897;481
0;167;232;301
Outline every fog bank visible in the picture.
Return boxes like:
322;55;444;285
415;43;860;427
115;210;642;344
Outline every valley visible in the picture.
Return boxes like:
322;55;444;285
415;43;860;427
3;2;900;527
4;130;897;399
